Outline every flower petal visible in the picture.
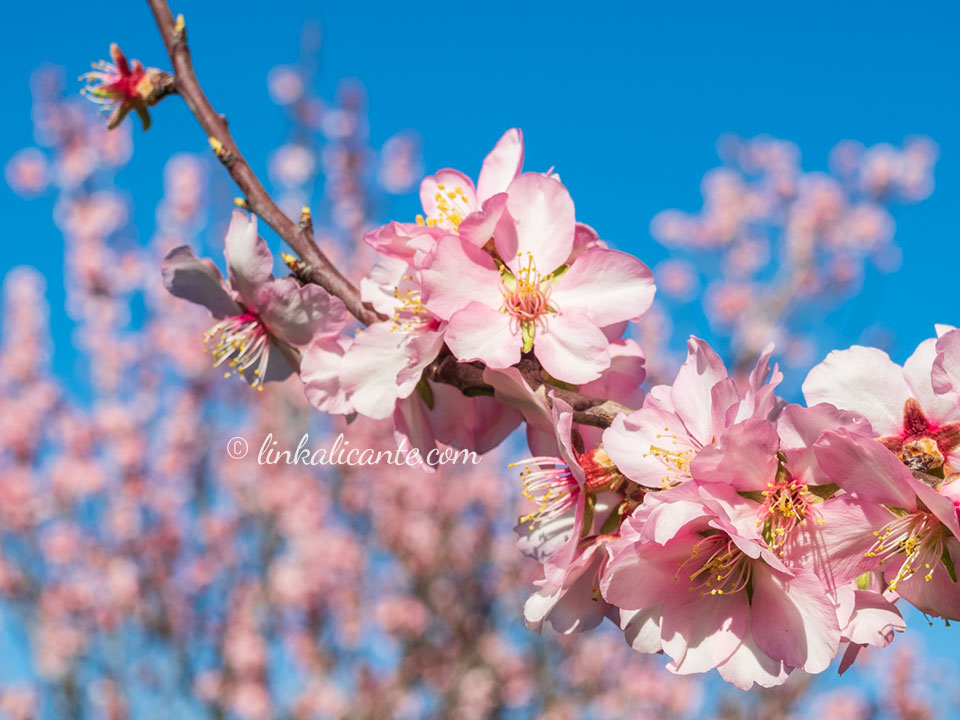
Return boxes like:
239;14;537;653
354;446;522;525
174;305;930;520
457;193;507;247
660;581;749;674
670;337;732;446
777;403;872;486
161;245;239;319
393;394;437;473
549;248;656;326
603;406;696;488
689;418;779;491
749;566;840;674
534;310;610;384
904;336;959;425
420;235;502;320
843;590;905;647
300;337;351;414
256;279;346;347
224;210;274;308
420;168;477;223
620;606;663;654
476;128;524;203
340;323;415;420
445;302;520;369
814;429;919;510
716;632;791;690
496;173;575;274
802;346;910;436
891;537;960;621
933;329;960;408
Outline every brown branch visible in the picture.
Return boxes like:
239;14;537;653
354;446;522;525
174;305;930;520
143;0;629;428
145;0;377;326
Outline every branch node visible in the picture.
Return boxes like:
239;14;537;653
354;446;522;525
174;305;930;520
298;205;313;239
173;13;187;45
281;253;311;284
208;136;235;167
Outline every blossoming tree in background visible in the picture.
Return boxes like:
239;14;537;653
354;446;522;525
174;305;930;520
644;133;938;384
1;2;958;718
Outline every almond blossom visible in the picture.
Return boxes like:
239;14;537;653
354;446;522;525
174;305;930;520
513;398;627;635
162;210;346;389
602;338;782;488
815;429;960;620
421;173;656;384
363;127;523;261
803;327;960;479
80;43;170;130
600;480;841;690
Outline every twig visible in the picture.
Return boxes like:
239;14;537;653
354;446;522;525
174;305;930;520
143;0;628;428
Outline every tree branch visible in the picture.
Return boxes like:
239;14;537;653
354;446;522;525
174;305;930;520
146;0;377;326
143;0;629;428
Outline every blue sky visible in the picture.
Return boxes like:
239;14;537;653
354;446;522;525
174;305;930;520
1;0;959;699
2;1;958;379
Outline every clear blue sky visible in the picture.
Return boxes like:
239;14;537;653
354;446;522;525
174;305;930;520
2;1;958;375
1;0;958;694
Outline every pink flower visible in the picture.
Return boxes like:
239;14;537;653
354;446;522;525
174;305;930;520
363;128;524;261
162;210;345;390
80;43;170;131
803;328;960;481
835;575;905;674
601;481;841;689
301;252;519;465
338;255;444;420
422;173;655;383
417;127;524;233
815;429;960;620
513;398;625;634
602;338;781;488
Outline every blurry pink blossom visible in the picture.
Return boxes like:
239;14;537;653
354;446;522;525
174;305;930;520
5;148;49;196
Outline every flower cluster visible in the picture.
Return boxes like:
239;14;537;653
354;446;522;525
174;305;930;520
7;78;711;717
518;329;960;689
153;126;960;690
165;130;654;468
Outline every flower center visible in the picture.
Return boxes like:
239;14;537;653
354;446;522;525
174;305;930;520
642;428;696;488
500;253;553;320
757;473;823;556
511;456;580;529
416;183;471;230
900;437;945;474
579;448;626;493
866;511;948;592
675;534;752;596
391;278;431;333
204;312;270;391
80;61;144;104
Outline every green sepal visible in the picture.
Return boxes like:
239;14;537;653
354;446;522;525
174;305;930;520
521;321;535;353
416;377;435;410
538;370;578;393
807;483;840;500
942;545;958;583
581;494;597;538
599;502;624;535
548;263;569;281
